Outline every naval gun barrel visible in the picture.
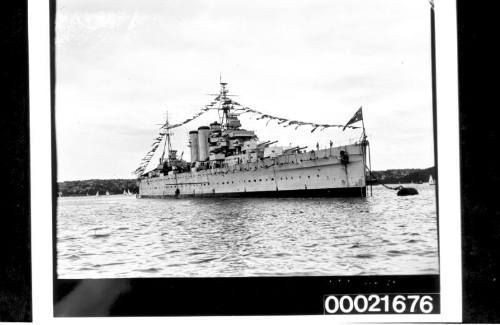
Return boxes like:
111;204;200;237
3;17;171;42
284;146;307;153
257;140;278;147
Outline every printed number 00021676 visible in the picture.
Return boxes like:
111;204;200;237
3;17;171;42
323;294;439;314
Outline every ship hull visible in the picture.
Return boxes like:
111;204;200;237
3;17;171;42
140;186;366;198
139;143;367;198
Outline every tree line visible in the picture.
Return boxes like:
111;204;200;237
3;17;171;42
57;179;139;196
368;166;436;185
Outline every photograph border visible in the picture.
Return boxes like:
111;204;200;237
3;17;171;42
27;0;462;321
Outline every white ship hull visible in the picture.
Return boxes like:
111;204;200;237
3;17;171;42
139;143;367;198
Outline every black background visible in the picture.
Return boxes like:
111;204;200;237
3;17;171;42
1;0;500;322
457;0;500;322
0;0;32;322
53;276;439;316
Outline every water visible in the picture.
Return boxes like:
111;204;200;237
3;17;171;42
57;184;438;278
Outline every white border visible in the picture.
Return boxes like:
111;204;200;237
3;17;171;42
29;0;461;323
434;0;462;321
29;0;54;321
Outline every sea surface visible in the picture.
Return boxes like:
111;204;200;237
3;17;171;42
57;184;439;278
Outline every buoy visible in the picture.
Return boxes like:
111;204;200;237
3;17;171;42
396;186;418;196
366;169;419;196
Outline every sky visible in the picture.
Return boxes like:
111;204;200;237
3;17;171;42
55;0;434;181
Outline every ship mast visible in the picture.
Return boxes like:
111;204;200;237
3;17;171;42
215;74;239;130
161;111;174;164
219;81;230;129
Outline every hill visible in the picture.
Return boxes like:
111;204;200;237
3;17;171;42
368;166;436;185
57;179;138;196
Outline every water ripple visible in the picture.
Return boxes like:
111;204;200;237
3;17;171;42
57;184;439;278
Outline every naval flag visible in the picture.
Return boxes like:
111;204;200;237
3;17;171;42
342;107;363;131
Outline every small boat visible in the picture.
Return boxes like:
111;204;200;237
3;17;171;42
123;189;127;195
428;175;436;185
96;191;99;196
127;189;132;195
106;191;110;195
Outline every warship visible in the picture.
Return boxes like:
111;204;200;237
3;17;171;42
136;81;370;198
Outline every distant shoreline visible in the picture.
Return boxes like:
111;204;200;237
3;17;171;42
57;167;436;197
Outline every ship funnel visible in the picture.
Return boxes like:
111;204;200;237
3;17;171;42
197;126;210;161
189;130;199;162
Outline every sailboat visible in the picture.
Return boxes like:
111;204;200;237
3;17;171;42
428;175;436;185
123;189;127;195
96;191;99;196
106;190;110;196
127;189;132;195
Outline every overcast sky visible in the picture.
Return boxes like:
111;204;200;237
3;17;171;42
55;0;434;181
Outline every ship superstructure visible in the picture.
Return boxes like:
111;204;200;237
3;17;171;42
137;81;369;198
